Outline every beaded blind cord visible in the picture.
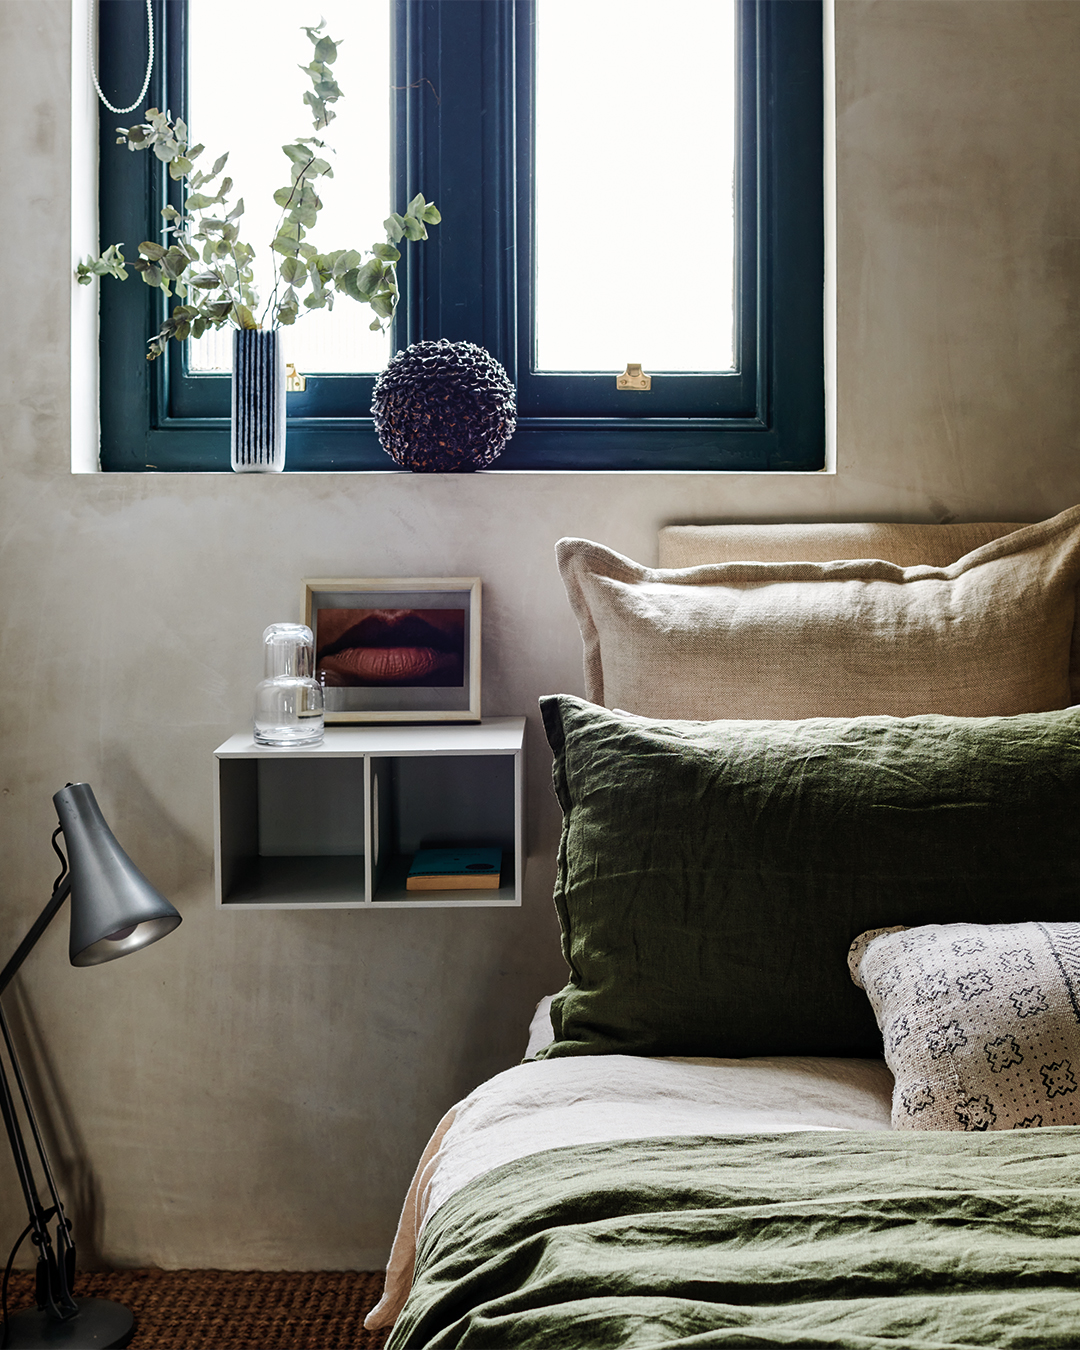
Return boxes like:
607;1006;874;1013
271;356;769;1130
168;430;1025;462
87;0;154;115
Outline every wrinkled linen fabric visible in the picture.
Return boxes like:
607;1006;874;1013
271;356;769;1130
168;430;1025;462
540;696;1080;1060
557;504;1080;719
364;1052;893;1331
388;1127;1080;1349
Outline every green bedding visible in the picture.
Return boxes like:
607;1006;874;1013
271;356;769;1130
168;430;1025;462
538;698;1080;1060
388;1129;1080;1349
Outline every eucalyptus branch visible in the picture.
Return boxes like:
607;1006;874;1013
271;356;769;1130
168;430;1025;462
75;19;440;360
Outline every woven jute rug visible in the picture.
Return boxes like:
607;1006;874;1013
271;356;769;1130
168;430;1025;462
3;1268;391;1349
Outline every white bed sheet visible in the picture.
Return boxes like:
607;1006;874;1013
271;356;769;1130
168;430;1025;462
365;998;895;1330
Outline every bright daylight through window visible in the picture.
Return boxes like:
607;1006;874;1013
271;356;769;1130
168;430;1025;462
534;0;735;375
92;0;823;472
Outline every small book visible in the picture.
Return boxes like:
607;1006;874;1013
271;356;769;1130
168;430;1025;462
406;847;503;891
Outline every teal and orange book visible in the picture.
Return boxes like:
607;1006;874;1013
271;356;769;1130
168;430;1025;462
406;847;502;891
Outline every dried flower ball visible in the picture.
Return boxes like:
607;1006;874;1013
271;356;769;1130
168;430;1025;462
371;339;516;472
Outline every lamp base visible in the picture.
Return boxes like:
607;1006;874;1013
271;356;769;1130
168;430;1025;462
2;1297;135;1348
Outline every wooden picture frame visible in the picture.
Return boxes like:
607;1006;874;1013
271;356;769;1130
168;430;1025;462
303;578;481;723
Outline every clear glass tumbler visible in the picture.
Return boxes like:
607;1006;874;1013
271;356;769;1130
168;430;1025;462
253;623;325;746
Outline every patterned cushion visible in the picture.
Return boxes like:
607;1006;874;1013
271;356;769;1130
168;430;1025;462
849;923;1080;1131
556;504;1080;719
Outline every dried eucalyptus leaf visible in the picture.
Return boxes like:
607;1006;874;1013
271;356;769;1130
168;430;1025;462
338;268;363;301
280;256;307;285
402;215;426;241
354;259;382;295
290;202;319;229
162;246;190;279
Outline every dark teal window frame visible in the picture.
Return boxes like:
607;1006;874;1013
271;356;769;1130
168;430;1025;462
96;0;823;472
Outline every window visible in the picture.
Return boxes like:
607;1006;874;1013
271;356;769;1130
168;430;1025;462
95;0;824;472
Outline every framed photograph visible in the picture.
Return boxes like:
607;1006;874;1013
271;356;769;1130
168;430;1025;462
303;578;481;723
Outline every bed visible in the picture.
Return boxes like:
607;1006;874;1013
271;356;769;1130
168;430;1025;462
367;506;1080;1349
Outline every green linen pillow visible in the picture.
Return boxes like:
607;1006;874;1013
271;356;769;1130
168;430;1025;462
537;695;1080;1060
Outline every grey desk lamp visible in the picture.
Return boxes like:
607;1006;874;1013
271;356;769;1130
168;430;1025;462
0;783;181;1350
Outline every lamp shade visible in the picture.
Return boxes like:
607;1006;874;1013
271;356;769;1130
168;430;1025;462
54;783;182;967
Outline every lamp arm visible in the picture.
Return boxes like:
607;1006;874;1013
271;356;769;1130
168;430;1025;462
0;876;71;1003
0;876;80;1326
0;1026;77;1325
0;1007;76;1291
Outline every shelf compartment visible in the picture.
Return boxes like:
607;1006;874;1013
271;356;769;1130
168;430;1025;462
369;849;518;907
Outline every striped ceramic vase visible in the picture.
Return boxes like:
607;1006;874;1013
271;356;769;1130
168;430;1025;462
231;329;286;473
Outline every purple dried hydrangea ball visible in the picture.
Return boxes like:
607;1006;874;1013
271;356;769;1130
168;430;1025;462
371;339;516;473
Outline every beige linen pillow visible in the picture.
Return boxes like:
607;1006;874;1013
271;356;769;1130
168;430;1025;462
556;504;1080;719
849;923;1080;1132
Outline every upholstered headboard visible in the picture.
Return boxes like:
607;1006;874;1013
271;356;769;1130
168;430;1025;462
657;521;1026;569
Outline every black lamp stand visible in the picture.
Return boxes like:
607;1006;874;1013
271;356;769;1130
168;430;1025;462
0;874;134;1350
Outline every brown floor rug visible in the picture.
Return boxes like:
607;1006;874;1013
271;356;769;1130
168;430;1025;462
3;1268;391;1349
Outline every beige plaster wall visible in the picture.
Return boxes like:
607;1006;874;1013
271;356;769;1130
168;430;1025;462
1;0;1079;1269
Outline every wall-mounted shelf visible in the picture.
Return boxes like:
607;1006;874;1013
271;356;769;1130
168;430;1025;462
213;719;525;909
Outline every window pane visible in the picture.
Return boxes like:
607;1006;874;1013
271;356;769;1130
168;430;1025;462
186;0;390;374
534;0;735;374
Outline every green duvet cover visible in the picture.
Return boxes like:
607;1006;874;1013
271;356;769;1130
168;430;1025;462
388;1129;1080;1349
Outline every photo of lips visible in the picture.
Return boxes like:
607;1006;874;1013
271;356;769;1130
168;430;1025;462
304;577;480;722
316;608;466;688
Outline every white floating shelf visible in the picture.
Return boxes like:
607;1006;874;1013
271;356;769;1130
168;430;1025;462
214;718;526;909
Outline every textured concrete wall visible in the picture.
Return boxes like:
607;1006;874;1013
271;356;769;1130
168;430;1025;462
1;0;1079;1269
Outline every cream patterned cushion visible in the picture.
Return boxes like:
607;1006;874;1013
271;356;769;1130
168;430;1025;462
849;923;1080;1131
556;504;1080;719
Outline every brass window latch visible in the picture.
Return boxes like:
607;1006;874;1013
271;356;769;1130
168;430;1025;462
285;363;307;393
617;363;651;391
